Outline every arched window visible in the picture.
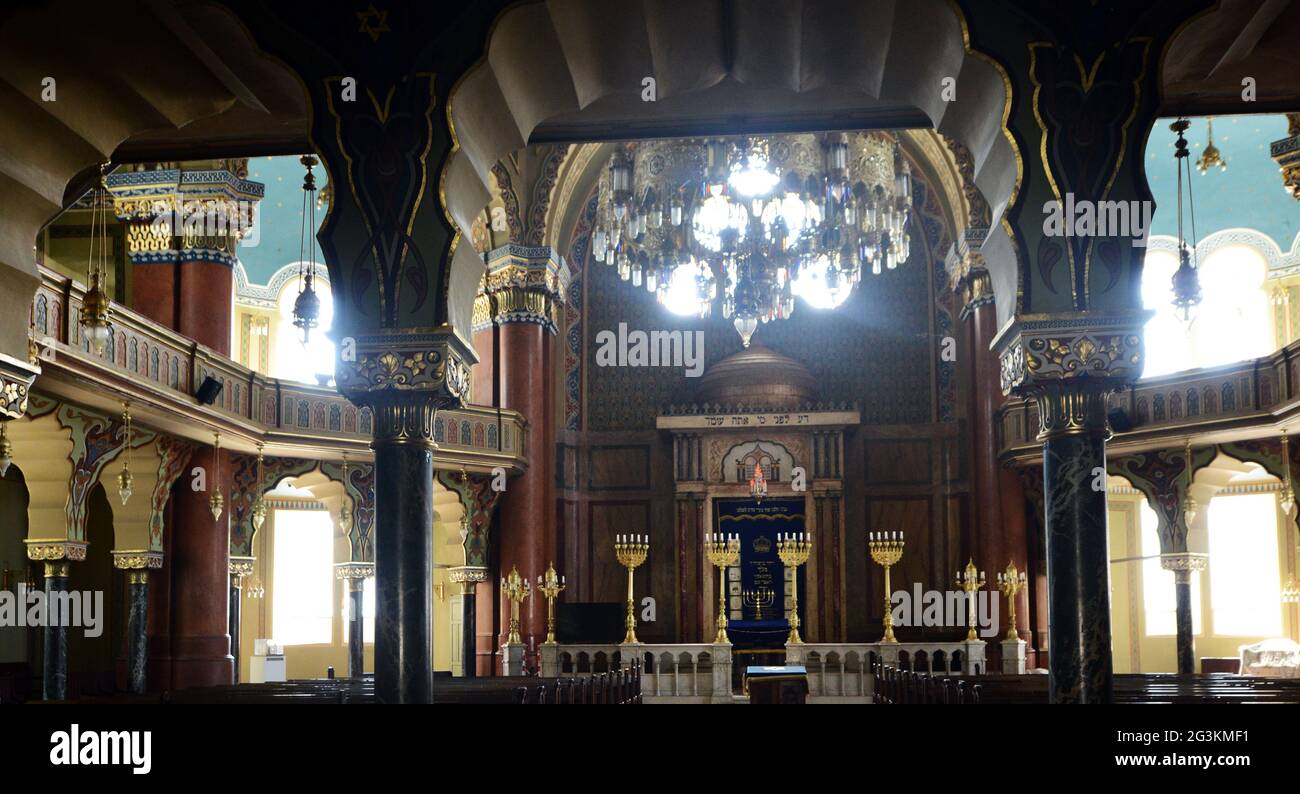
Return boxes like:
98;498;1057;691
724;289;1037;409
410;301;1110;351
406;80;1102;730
1142;244;1271;378
1207;493;1282;636
273;267;335;385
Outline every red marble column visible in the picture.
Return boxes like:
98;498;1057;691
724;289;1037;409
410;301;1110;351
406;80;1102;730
472;325;496;406
169;445;234;689
178;260;233;357
130;261;178;330
475;578;497;676
496;321;552;660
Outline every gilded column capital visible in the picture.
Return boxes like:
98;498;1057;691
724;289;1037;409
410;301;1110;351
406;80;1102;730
482;244;571;333
1271;115;1300;201
229;556;256;578
1159;552;1208;573
994;312;1149;396
334;561;375;580
112;550;164;570
0;352;39;420
334;329;476;444
25;540;87;562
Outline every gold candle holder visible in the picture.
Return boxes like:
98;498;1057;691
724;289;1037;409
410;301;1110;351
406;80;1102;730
500;565;531;645
868;531;904;643
742;588;774;621
956;559;987;642
614;534;649;644
705;533;740;644
997;561;1028;641
536;562;566;644
776;531;813;644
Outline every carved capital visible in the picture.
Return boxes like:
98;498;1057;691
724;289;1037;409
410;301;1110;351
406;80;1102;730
994;313;1149;397
1030;380;1113;441
335;329;474;414
112;550;164;570
448;565;488;584
1159;552;1208;573
482;244;570;333
334;561;375;580
229;556;256;578
25;540;87;562
0;353;39;420
1271;120;1300;201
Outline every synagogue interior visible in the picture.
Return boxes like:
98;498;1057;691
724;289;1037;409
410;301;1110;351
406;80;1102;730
1;0;1299;708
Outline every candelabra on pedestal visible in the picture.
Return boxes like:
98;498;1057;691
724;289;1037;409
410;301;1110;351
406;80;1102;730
956;559;987;641
536;562;566;644
705;533;740;644
997;561;1028;641
776;531;813;644
500;565;531;645
614;534;649;644
868;531;904;643
742;588;775;621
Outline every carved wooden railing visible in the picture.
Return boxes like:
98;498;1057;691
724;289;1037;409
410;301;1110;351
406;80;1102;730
28;265;526;465
997;341;1300;461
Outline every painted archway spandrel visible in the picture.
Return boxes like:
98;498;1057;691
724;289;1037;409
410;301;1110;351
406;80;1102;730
435;469;503;569
57;404;128;543
149;436;195;553
320;460;376;563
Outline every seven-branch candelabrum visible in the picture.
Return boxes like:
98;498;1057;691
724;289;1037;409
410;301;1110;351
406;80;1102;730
536;562;566;645
704;533;740;644
501;565;531;646
956;559;987;642
742;588;775;621
997;561;1028;642
614;534;649;644
868;531;904;643
776;531;813;644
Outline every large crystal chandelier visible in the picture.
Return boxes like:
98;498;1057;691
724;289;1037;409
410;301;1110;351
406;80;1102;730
593;132;913;347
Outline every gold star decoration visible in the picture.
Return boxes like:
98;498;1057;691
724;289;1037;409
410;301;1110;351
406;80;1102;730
357;4;390;42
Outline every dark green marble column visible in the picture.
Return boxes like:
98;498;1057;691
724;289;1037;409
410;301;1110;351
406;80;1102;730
1037;382;1114;704
42;560;70;701
347;580;365;678
1174;570;1194;674
126;570;149;694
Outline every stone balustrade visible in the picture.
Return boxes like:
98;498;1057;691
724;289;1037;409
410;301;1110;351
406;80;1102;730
539;642;732;703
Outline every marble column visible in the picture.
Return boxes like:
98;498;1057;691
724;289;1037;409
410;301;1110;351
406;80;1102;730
1038;381;1114;703
170;444;233;689
1163;554;1207;675
486;246;568;658
112;551;163;695
228;556;255;685
25;542;85;701
450;567;487;678
42;561;70;701
335;562;374;678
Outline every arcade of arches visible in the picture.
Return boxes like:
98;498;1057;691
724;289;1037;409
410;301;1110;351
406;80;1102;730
1;0;1299;705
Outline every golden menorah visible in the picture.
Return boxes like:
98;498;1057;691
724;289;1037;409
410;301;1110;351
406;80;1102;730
776;531;813;644
705;533;740;643
868;531;904;643
614;534;649;644
536;562;566;644
996;561;1027;641
956;559;987;641
742;587;775;621
500;565;531;645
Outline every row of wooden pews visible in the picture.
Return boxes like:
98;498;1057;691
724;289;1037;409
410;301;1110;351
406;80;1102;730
872;658;1300;704
53;662;643;705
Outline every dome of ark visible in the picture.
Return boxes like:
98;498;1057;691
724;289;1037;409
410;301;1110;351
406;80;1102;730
694;345;817;409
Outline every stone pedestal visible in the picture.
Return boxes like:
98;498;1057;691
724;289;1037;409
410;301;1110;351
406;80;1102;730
710;643;734;704
501;642;525;677
539;643;559;678
1001;639;1028;675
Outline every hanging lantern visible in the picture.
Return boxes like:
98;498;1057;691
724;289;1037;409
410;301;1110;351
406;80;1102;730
117;402;133;506
0;422;13;479
292;154;322;343
1170;119;1203;324
251;442;267;532
209;432;224;522
79;165;114;356
1195;116;1227;174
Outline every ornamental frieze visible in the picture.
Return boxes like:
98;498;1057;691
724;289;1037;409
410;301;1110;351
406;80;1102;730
334;561;375;580
0;353;38;420
335;331;473;406
995;314;1148;396
25;540;88;562
112;551;164;570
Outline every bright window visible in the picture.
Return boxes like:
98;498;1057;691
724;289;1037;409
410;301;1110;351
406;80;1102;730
1140;501;1201;636
1142;245;1271;378
273;268;335;385
1207;493;1282;636
272;509;335;645
342;577;376;644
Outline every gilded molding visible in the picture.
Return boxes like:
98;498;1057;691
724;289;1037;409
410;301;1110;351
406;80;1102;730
482;245;571;333
1270;116;1300;201
335;561;375;580
448;565;488;584
111;550;164;570
995;313;1148;396
229;556;256;578
25;540;88;562
335;330;473;410
0;352;39;420
1159;553;1208;572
